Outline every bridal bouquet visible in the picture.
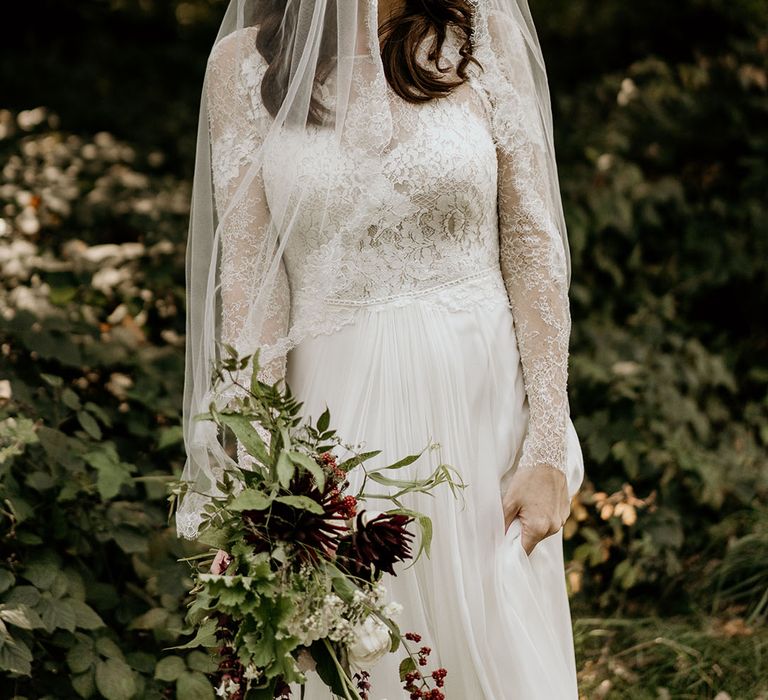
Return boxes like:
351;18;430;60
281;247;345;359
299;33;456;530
169;349;463;700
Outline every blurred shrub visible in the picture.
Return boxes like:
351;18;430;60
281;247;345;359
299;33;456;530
559;9;768;610
0;110;210;698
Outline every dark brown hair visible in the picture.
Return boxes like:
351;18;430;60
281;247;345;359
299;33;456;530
251;0;479;123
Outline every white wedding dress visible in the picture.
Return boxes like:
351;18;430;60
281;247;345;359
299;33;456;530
205;19;585;700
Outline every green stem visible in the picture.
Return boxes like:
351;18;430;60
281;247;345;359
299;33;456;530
322;639;362;700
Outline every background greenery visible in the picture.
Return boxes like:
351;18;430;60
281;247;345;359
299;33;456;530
1;0;766;698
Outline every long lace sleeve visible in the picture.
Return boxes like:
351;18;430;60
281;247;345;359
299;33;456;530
207;30;290;458
484;14;571;474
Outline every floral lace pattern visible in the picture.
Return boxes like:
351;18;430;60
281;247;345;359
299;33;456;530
202;11;571;496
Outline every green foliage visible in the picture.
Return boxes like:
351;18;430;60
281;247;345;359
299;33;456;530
0;115;197;698
0;0;766;696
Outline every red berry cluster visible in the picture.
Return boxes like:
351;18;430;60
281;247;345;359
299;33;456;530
318;451;346;483
353;670;371;700
402;633;447;700
339;494;358;519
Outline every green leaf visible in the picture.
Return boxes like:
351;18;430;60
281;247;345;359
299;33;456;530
383;452;423;470
95;657;136;700
277;450;295;489
0;637;33;675
70;599;105;630
96;636;125;661
129;607;168;631
229;490;273;512
187;650;218;674
0;603;44;630
399;655;417;682
275;495;325;514
84;448;133;500
218;413;270;465
77;410;102;440
22;557;59;589
5;585;40;607
317;406;330;433
68;641;96;674
71;670;95;698
177;671;215;699
0;570;15;595
154;655;186;682
166;618;218;651
309;640;347;697
337;450;381;473
63;387;82;410
158;425;183;450
288;450;326;492
39;597;77;633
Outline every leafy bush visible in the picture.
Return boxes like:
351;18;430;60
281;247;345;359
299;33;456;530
0;111;202;698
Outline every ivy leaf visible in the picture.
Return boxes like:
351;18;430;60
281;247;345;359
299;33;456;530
95;657;136;700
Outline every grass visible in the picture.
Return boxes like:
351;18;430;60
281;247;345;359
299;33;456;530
574;613;768;699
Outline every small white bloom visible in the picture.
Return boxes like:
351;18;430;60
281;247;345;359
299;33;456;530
382;601;403;618
347;615;391;670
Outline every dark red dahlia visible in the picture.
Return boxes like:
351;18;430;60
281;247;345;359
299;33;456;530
241;469;349;562
337;510;415;580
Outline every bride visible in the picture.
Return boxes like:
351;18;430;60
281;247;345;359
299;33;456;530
177;0;585;697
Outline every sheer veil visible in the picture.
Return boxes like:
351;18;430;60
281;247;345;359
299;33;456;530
176;0;570;540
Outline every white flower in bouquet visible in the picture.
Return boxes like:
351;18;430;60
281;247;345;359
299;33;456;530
347;614;391;669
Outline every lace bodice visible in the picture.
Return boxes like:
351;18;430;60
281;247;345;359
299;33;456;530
205;16;571;476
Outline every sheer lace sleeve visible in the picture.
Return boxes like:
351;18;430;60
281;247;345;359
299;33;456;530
207;30;290;460
484;13;571;474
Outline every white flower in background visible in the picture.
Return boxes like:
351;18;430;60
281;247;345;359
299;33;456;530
17;107;47;131
617;77;639;106
0;380;12;402
347;614;391;670
106;372;133;400
91;267;128;294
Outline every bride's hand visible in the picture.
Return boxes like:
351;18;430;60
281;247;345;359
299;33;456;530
210;549;232;574
503;464;571;556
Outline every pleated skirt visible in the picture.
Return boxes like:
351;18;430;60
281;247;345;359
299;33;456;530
285;297;584;699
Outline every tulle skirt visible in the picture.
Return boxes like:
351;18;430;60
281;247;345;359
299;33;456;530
285;298;584;699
